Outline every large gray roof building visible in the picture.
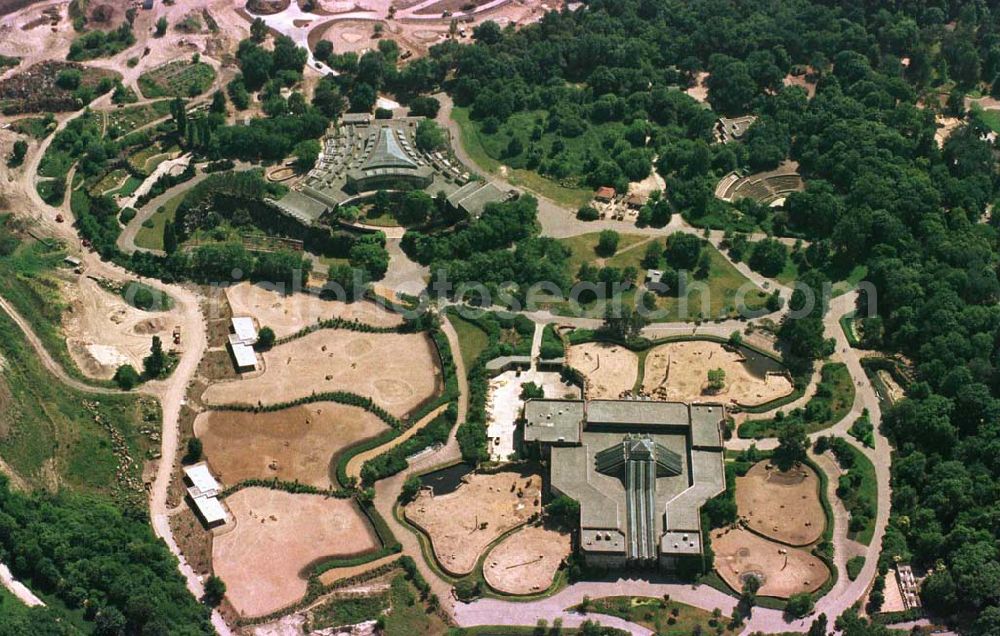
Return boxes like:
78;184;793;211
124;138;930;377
525;399;725;570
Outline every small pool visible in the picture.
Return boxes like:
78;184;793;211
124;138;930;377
419;462;473;496
735;345;786;379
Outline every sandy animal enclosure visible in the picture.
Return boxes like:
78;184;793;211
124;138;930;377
223;282;404;338
405;471;542;576
63;277;178;379
201;329;440;417
712;526;829;599
193;402;390;489
566;342;638;399
736;461;825;547
641;341;792;406
483;524;571;595
213;488;379;618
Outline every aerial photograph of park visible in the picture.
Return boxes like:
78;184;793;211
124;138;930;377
0;0;996;635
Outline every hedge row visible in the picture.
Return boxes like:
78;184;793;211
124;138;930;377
210;390;403;429
274;316;401;345
219;478;352;500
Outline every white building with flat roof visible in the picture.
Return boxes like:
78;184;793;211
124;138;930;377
228;317;259;372
183;462;228;527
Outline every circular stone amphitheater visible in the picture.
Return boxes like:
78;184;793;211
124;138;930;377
715;166;805;205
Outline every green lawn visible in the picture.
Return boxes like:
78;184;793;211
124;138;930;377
544;236;768;322
449;313;490;368
557;231;652;275
971;103;1000;132
576;596;738;636
451;106;592;208
739;362;855;438
135;190;186;250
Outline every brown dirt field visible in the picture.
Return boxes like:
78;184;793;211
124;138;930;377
201;329;441;417
193;402;391;489
566;342;638;399
483;524;571;595
736;461;825;547
641;341;792;406
62;276;180;379
712;526;829;599
224;282;403;339
405;471;542;576
213;488;379;618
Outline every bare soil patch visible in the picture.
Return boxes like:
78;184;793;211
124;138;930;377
194;402;390;489
483;524;571;595
735;461;824;547
224;282;403;339
63;276;179;379
566;341;638;399
0;0;45;17
201;329;440;418
213;488;379;618
642;341;792;406
712;526;829;599
404;470;542;576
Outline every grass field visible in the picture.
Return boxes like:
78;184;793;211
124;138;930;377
545;236;768;322
577;596;737;636
739;363;854;438
556;231;651;275
0;308;159;498
451;106;592;208
137;61;216;99
135;190;186;250
449;313;490;368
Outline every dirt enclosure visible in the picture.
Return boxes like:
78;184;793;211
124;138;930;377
213;488;379;618
566;342;638;399
405;470;542;576
641;341;792;406
63;277;179;379
193;402;390;489
736;461;825;546
201;329;440;417
222;282;404;338
483;524;571;595
712;526;829;599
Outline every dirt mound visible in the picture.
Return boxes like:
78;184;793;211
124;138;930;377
134;317;169;335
